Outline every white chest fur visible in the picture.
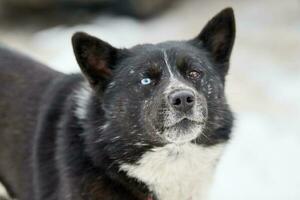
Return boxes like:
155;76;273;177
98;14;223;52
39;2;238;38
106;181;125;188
120;143;225;200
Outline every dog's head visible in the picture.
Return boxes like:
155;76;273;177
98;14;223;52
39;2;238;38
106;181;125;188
72;8;235;148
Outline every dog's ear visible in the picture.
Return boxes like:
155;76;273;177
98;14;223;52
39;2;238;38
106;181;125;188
193;8;235;74
72;32;120;87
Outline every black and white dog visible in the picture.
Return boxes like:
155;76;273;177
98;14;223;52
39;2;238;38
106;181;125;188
0;8;235;200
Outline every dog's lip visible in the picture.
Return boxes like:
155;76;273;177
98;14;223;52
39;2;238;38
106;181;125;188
165;117;203;129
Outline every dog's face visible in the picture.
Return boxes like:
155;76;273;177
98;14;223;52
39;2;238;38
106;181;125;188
72;8;235;148
101;44;217;145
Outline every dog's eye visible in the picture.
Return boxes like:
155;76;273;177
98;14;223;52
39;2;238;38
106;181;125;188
187;70;203;80
141;78;152;85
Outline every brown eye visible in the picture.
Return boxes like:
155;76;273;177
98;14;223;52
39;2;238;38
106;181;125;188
187;70;202;79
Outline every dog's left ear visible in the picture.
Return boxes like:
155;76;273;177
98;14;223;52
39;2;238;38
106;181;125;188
193;8;235;74
72;32;121;88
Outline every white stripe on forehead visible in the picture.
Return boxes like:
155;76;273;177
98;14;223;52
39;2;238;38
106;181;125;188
162;50;197;94
163;50;175;79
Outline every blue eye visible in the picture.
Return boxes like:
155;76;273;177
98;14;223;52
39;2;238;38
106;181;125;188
141;78;152;85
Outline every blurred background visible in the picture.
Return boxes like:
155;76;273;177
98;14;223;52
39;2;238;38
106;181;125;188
0;0;300;199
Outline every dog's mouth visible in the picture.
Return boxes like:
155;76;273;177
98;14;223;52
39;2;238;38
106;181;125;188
165;117;203;129
162;118;205;144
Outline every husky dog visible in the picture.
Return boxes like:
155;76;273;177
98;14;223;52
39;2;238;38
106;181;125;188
0;8;235;200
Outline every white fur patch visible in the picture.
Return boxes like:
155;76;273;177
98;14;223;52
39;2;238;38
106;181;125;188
0;182;9;199
120;143;225;200
74;82;92;120
163;50;175;79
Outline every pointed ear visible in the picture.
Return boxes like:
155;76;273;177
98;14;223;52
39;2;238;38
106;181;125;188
72;32;118;87
193;8;235;73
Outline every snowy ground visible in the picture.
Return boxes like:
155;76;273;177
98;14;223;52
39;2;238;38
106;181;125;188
0;0;300;199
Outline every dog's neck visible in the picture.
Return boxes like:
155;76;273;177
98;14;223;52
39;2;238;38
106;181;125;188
120;143;225;200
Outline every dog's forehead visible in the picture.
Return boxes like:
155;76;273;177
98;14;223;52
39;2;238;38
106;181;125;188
131;41;198;58
127;42;207;72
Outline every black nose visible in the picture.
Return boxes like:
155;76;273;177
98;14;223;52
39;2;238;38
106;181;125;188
168;89;195;112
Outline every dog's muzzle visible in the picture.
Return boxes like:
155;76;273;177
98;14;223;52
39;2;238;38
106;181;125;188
161;88;207;143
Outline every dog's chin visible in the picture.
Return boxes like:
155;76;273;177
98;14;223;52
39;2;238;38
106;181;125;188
163;119;204;144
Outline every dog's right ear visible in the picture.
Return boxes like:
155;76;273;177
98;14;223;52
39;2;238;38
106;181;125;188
72;32;120;87
192;8;235;76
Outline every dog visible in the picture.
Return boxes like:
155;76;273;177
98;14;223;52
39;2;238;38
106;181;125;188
0;7;235;200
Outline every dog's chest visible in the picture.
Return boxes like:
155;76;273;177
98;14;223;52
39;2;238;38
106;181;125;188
120;143;224;200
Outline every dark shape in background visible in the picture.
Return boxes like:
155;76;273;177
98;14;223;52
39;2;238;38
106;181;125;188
0;0;176;28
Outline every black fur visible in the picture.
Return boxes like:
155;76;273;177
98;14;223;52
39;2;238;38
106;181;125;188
0;8;235;200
